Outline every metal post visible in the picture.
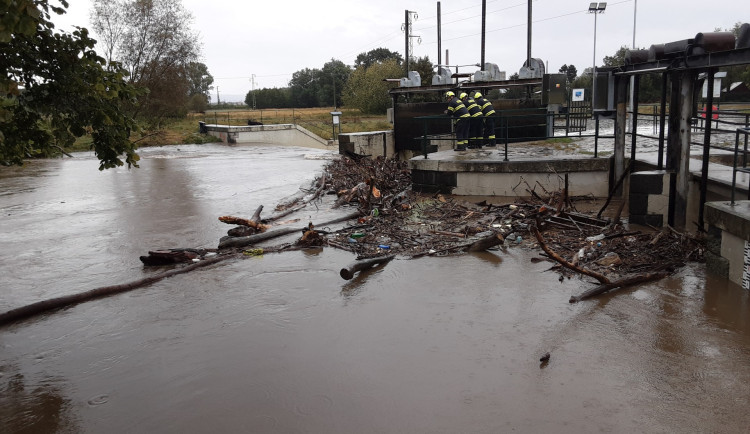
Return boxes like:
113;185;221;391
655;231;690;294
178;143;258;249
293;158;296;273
481;0;486;68
422;119;428;159
526;0;532;68
437;2;441;66
592;12;598;117
594;115;599;157
732;129;740;205
503;116;509;162
698;69;716;231
658;72;668;169
630;75;640;162
744;114;749;168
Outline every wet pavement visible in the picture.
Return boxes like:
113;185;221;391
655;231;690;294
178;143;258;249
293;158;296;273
2;143;750;433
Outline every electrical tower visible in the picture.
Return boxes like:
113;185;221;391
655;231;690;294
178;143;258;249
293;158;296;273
402;10;420;75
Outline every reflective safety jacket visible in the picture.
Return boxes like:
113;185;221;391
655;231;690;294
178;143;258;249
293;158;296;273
447;97;470;118
475;96;496;117
464;97;483;118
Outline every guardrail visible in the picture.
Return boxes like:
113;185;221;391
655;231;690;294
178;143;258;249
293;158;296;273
731;127;750;205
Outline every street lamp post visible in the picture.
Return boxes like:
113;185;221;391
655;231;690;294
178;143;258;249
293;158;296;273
588;2;606;117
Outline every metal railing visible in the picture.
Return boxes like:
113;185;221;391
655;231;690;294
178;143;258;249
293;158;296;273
413;111;611;160
731;127;750;205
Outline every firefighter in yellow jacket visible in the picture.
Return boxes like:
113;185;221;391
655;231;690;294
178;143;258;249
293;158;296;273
461;92;484;149
444;91;470;151
474;91;496;147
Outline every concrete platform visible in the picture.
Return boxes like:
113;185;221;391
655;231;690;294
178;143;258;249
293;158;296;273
705;201;750;288
409;148;610;197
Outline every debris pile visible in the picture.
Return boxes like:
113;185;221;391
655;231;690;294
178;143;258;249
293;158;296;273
150;155;705;298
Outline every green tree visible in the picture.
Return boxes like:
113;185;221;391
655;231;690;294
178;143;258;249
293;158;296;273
342;59;402;114
354;47;403;69
185;62;214;101
187;93;209;112
721;22;750;90
502;73;526;99
247;87;292;109
559;64;578;83
602;46;628;67
411;56;435;88
319;59;352;108
1;0;141;169
289;68;322;108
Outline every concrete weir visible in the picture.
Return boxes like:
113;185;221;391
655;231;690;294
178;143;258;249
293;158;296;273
409;149;611;197
203;123;330;149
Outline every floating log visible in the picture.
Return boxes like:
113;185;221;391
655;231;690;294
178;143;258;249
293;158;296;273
0;255;232;327
569;271;670;303
218;215;269;231
140;249;198;265
466;232;505;252
218;211;361;249
340;255;395;280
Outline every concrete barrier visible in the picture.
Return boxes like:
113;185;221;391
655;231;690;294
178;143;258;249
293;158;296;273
204;123;332;149
338;131;394;158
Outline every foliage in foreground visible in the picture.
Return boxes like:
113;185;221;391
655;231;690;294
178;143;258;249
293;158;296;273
1;0;141;169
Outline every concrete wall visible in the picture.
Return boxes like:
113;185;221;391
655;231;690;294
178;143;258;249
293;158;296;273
338;131;394;157
410;158;610;197
705;201;750;288
206;124;331;149
629;170;671;227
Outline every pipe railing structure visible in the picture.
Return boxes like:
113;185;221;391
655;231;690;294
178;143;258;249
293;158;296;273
731;127;750;205
413;112;612;161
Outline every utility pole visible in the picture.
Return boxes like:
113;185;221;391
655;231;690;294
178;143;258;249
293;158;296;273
216;86;220;105
481;0;486;68
250;74;257;110
588;2;606;118
628;0;638;132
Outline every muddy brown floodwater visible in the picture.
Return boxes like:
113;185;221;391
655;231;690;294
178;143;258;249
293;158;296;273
2;143;750;433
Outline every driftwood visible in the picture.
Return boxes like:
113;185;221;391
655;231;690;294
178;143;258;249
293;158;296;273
532;225;674;303
139;248;212;266
411;231;505;258
569;271;670;303
0;254;232;327
340;255;395;280
266;174;328;222
596;160;633;219
466;232;505;252
531;225;610;284
251;205;263;222
218;216;269;231
218;211;361;249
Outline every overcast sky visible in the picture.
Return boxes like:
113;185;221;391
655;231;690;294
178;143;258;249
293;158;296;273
54;0;747;102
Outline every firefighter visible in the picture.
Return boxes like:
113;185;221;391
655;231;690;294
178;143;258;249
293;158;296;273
444;91;470;151
474;91;496;147
461;92;484;149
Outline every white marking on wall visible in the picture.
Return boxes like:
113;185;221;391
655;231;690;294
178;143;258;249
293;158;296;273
743;240;750;290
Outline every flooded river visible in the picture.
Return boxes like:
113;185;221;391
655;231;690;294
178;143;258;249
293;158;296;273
2;143;750;433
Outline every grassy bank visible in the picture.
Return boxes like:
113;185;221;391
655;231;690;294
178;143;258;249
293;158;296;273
68;107;391;153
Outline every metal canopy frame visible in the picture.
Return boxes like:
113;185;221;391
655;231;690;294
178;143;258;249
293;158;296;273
388;77;543;96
